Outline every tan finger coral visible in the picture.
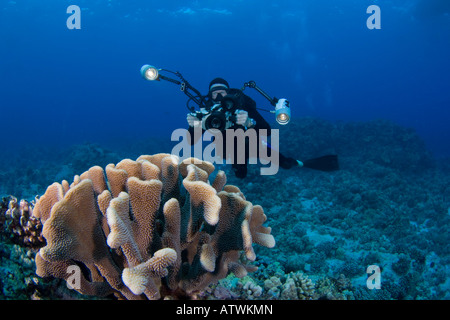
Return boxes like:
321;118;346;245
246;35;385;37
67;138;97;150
33;153;275;299
123;248;177;296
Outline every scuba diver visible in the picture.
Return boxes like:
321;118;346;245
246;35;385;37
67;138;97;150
140;65;339;178
186;78;299;178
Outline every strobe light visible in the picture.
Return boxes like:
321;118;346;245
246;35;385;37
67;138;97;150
140;65;160;81
275;98;291;125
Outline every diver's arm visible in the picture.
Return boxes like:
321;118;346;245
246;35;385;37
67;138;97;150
251;110;271;133
187;125;205;145
243;99;272;135
186;113;205;145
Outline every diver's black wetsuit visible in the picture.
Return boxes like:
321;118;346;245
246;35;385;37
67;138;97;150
188;88;297;178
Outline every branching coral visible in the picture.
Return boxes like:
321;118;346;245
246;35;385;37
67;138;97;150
32;154;275;299
1;196;44;247
263;272;316;300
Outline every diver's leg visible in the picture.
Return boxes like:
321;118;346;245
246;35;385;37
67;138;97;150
232;137;248;179
279;152;299;169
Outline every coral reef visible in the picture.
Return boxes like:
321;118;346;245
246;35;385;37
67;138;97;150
0;143;120;200
227;117;450;300
2;117;450;300
279;117;434;171
32;154;275;299
202;263;354;300
1;196;45;248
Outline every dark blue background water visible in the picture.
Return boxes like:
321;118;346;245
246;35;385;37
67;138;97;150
1;0;449;157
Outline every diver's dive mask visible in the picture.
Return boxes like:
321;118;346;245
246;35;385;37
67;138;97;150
213;92;224;102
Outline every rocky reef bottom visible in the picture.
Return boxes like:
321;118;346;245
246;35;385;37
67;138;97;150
1;117;449;300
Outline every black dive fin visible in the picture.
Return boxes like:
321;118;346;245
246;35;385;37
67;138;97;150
301;155;339;172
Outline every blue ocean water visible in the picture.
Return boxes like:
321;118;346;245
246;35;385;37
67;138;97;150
1;0;449;156
1;0;450;301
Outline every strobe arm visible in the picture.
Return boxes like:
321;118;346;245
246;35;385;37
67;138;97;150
242;80;291;125
243;81;279;106
158;74;181;85
158;72;205;110
175;72;205;109
141;65;206;110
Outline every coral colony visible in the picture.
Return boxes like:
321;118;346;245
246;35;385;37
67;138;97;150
31;154;275;299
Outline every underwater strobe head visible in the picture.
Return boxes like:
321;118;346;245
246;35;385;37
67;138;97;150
140;65;160;81
275;98;291;125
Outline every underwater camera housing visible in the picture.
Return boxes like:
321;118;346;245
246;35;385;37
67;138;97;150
193;94;241;131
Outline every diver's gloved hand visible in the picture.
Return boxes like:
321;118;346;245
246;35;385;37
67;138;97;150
235;110;250;127
187;113;202;128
